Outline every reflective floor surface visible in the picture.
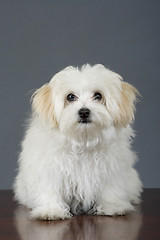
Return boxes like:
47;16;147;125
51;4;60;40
0;189;160;240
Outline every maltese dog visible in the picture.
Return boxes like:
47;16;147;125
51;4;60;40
14;64;142;220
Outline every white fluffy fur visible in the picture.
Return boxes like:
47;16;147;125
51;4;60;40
14;64;142;220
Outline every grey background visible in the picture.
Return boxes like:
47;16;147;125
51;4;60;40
0;0;160;189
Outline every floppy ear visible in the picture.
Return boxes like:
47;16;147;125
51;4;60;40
115;82;140;127
31;84;57;127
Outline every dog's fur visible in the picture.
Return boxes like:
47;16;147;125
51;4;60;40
14;64;142;220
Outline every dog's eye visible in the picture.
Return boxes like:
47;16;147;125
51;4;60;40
67;93;77;102
93;92;102;101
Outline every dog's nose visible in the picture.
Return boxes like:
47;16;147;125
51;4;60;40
78;108;90;119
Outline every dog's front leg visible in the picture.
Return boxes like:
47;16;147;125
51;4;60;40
29;192;72;220
96;187;134;216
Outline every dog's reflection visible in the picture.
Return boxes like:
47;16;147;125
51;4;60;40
14;206;142;240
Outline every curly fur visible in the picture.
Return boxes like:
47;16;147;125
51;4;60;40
14;64;142;220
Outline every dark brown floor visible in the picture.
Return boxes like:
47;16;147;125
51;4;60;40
0;189;160;240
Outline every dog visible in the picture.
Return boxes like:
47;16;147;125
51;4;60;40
14;64;142;220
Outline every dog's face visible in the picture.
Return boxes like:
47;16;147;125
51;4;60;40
32;64;139;137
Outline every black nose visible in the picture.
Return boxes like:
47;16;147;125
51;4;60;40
78;108;90;119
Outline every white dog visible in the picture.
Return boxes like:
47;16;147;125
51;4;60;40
14;64;142;220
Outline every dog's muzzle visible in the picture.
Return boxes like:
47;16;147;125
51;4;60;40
78;108;91;124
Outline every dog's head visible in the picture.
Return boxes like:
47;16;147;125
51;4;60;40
31;64;139;137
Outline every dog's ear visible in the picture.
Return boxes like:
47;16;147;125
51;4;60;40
31;84;57;127
115;82;140;127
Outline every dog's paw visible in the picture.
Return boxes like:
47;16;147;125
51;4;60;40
96;202;135;216
29;206;72;221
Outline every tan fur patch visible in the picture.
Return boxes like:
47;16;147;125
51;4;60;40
31;84;58;127
115;82;140;127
